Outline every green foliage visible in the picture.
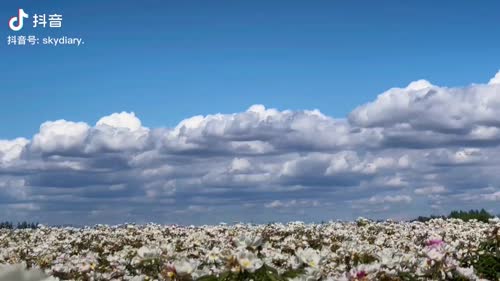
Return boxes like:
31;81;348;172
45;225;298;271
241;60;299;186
356;220;368;227
352;252;378;266
0;221;14;229
253;265;283;281
395;272;420;281
138;257;162;277
412;215;446;223
0;221;38;229
197;265;302;281
474;253;500;280
197;276;219;281
280;269;305;280
472;228;500;280
17;221;39;229
412;209;494;223
448;276;470;281
448;209;493;223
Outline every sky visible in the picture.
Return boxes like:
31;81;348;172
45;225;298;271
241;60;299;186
1;0;500;225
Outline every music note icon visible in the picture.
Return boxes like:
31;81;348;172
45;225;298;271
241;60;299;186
9;9;29;31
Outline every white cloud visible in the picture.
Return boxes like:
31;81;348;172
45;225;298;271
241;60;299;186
89;112;150;152
414;185;447;195
264;199;319;209
383;176;408;188
31;120;89;154
488;71;500;85
455;188;500;203
229;158;252;173
0;138;28;163
349;72;500;144
0;178;27;200
452;148;483;164
367;195;413;204
96;111;143;131
1;71;500;224
406;79;433;91
8;203;40;211
481;191;500;201
427;148;485;165
469;126;500;140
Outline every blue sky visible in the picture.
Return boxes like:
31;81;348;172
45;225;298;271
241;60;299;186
2;0;500;138
1;1;500;225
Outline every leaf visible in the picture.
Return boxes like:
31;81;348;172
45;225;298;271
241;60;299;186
218;271;238;281
196;275;219;281
252;265;285;281
281;269;305;279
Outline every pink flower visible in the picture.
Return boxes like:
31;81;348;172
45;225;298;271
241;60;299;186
426;239;444;248
356;271;367;279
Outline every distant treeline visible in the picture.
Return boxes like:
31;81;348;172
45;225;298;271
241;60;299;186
413;209;495;223
0;209;497;229
0;221;38;229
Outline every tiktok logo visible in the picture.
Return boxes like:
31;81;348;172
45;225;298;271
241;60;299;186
8;9;29;31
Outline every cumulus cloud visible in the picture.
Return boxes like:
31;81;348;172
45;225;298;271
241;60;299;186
349;72;500;148
488;71;500;85
96;112;143;131
90;112;150;152
414;185;447;195
1;72;500;224
0;138;28;163
31;120;90;154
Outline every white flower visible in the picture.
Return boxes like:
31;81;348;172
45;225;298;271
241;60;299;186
175;259;200;275
288;268;321;281
376;248;400;268
236;250;264;272
136;246;161;259
303;267;322;281
288;255;302;270
374;236;385;246
296;248;322;268
0;264;59;281
235;234;263;249
128;275;146;281
78;263;91;273
456;266;482;280
0;217;496;280
207;247;222;264
425;247;445;261
350;263;380;275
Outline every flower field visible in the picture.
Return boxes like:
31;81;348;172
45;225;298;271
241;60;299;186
1;218;499;281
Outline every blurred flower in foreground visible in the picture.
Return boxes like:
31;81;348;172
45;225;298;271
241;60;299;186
0;264;59;281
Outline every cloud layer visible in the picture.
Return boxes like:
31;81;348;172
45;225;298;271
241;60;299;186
2;72;500;224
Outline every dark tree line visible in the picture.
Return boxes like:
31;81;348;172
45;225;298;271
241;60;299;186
413;209;494;223
0;221;38;229
448;209;493;222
